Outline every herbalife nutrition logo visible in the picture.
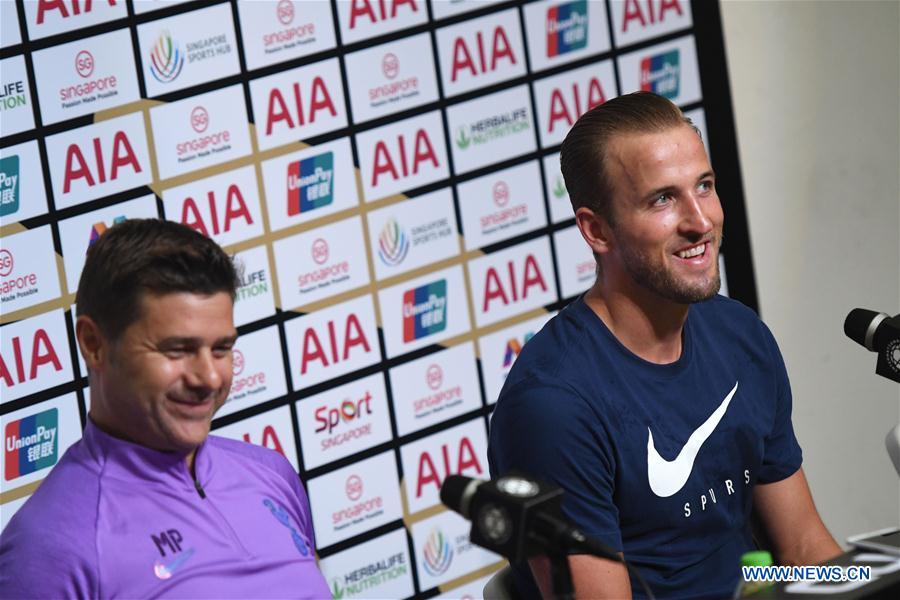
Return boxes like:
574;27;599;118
0;155;20;217
422;527;453;577
377;218;410;266
455;108;530;151
330;552;408;599
546;0;588;57
149;31;185;83
641;49;680;99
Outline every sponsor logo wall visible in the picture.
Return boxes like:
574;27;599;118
1;1;751;596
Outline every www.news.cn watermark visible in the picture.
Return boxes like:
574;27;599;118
742;565;872;583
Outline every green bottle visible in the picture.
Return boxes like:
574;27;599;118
733;550;774;598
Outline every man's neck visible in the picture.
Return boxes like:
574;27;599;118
584;280;690;364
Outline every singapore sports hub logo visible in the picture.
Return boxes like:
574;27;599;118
149;31;185;84
422;527;453;576
377;218;410;266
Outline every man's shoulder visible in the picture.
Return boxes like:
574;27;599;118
504;299;595;386
206;435;298;484
693;294;773;344
0;443;100;595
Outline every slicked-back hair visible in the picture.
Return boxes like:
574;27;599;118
75;219;239;340
560;91;698;225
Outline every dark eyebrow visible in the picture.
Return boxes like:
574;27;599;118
159;335;238;347
698;170;716;183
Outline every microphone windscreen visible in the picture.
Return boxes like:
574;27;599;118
844;308;881;348
440;475;471;514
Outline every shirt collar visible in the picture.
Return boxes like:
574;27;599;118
82;418;214;491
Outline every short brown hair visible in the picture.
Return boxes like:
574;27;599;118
560;91;697;224
75;219;239;340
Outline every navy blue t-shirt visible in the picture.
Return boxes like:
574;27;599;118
488;295;802;599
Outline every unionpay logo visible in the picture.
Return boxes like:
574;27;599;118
422;527;453;576
89;216;126;247
402;280;447;343
287;152;334;216
4;408;59;480
0;155;20;217
149;31;185;83
503;332;535;369
377;218;410;266
640;49;680;99
547;0;588;57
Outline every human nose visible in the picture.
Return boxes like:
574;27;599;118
679;193;714;236
185;349;224;392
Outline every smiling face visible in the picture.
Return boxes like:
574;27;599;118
85;291;237;459
601;124;723;304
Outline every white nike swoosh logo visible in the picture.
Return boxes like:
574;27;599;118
646;382;738;498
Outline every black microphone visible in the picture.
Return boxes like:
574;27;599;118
440;473;619;563
844;308;900;383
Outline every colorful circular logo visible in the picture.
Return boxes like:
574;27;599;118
382;53;399;79
190;106;209;133
312;238;329;265
232;349;245;376
148;30;184;84
377;218;410;266
423;528;453;576
277;0;295;25
75;50;94;78
346;475;363;501
0;249;13;277
493;181;509;207
426;364;443;390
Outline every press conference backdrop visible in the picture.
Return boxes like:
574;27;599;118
0;0;755;597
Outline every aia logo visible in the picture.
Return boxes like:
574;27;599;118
148;31;184;84
426;364;442;390
382;53;399;79
0;249;13;277
190;107;209;133
232;349;245;376
492;181;509;207
75;50;94;78
311;238;329;265
276;0;294;25
346;475;363;501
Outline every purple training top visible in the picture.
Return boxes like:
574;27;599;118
0;420;330;599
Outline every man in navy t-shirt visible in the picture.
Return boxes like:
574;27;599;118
488;92;841;599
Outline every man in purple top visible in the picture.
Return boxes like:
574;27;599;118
0;219;330;598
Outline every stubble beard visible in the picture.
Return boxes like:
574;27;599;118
619;237;723;304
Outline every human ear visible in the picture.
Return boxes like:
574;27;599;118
75;316;108;371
